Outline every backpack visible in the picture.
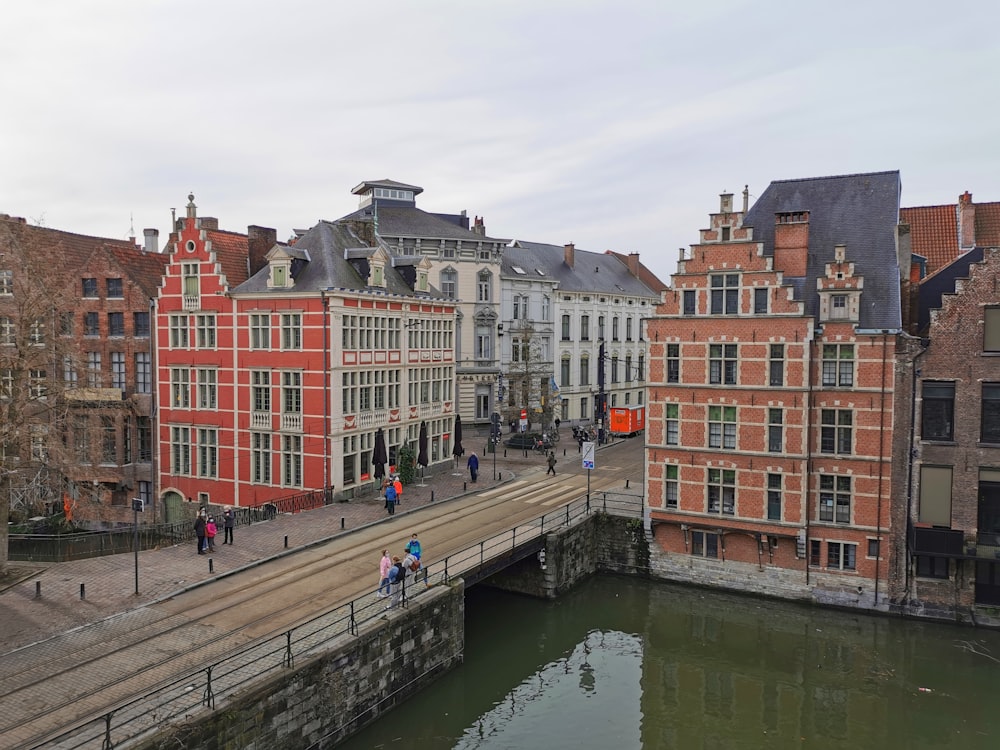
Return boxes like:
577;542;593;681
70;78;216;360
388;563;405;583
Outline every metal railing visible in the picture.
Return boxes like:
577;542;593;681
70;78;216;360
35;490;642;750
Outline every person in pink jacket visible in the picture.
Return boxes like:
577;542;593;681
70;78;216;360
377;549;392;598
205;516;218;553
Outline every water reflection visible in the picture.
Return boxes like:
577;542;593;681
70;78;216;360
338;577;1000;750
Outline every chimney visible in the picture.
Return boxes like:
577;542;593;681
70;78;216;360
719;192;733;213
564;242;575;269
199;217;219;230
248;225;277;277
627;252;640;278
143;228;159;254
742;185;749;213
773;211;810;277
473;215;486;236
958;191;976;252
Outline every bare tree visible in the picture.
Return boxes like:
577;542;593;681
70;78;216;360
498;321;555;433
0;218;80;575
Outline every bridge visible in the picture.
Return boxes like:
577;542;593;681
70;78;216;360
0;450;644;749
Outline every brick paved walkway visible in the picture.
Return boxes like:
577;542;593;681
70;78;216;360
0;432;588;654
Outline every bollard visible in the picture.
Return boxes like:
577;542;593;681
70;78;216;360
626;479;630;489
209;558;214;574
284;535;289;549
431;490;435;502
80;583;85;600
341;517;345;529
35;581;41;599
463;482;467;491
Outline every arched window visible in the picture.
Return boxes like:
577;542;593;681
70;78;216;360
477;270;492;303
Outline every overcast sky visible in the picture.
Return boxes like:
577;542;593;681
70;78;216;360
3;0;998;284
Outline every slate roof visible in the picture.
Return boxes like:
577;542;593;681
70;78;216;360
338;204;506;243
232;220;432;297
742;171;902;331
350;179;424;196
507;241;660;298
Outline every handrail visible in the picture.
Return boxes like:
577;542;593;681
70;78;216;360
33;490;642;750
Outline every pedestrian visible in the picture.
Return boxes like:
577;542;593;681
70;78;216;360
377;549;392;598
223;507;235;544
193;513;207;555
386;555;405;609
205;516;218;553
385;480;398;515
404;533;422;561
467;451;479;483
403;549;423;586
393;474;403;506
547;450;557;476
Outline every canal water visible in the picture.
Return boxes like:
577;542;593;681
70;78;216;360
339;576;1000;749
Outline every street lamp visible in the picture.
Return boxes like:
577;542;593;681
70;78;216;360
131;497;143;595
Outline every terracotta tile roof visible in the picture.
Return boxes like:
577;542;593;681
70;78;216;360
604;250;670;293
975;202;1000;247
900;204;957;275
205;229;250;287
107;244;170;298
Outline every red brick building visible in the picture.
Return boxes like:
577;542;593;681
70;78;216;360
645;173;907;610
155;197;457;518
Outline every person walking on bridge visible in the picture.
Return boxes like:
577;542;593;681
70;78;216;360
194;512;207;555
547;451;557;476
467;451;479;483
377;549;392;598
222;507;235;545
384;481;398;515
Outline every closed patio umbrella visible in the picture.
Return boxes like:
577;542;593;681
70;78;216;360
372;427;388;480
417;421;429;468
452;414;464;457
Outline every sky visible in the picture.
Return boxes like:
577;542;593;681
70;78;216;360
2;0;999;285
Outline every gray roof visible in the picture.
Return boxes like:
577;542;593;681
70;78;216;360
351;178;424;196
742;171;902;330
508;241;659;298
338;204;505;243
232;221;426;297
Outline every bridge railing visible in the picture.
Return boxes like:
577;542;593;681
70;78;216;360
35;490;643;750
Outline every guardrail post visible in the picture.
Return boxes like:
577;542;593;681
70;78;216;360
284;535;289;549
80;583;85;600
202;666;216;709
209;558;214;574
35;581;41;599
565;505;570;526
102;711;114;750
341;517;345;529
349;601;358;636
283;631;294;668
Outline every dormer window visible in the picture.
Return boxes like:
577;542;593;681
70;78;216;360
372;265;385;287
268;259;292;289
418;269;428;292
830;294;848;319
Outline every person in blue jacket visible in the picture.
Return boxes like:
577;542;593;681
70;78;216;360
467;451;479;483
384;481;398;515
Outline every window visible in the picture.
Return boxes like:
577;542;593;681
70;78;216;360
0;269;12;295
133;312;149;337
822;344;854;387
819;475;852;523
111;352;126;391
441;268;457;299
282;434;303;487
108;312;125;337
768;408;783;453
707;468;735;515
63;356;77;387
826;541;856;570
182;262;199;298
283;371;302;414
769;344;784;386
137;417;152;462
918;465;952;526
541;295;550;321
477;271;491;303
610;355;619;383
709;344;737;385
250;313;270;350
84;312;99;337
28;369;46;399
560;358;571;388
197;368;217;409
475;330;491;361
171;367;190;407
58;312;73;336
581;315;590;341
86;352;101;388
579;356;590;387
561;315;571;341
821;409;852;454
171;426;191;474
830;294;848;320
135;352;151;393
691;530;719;558
985;307;1000;352
101;416;116;464
626;318;633;342
281;313;301;350
710;274;739;315
252;371;271;412
196;314;216;348
612;317;620;341
683;290;696;316
198;428;218;477
82;278;98;297
72;414;89;460
106;278;123;298
982;384;1000;443
921;382;954;441
512;295;525;320
665;403;679;445
916;556;949;579
664;464;678;508
29;318;44;345
0;316;13;345
252;432;271;483
767;474;782;521
754;288;769;315
708;405;737;449
169;315;189;347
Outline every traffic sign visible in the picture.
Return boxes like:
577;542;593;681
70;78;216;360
581;441;596;470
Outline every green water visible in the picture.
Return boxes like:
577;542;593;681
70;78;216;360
338;576;1000;749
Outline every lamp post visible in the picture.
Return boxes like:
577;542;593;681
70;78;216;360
131;497;143;595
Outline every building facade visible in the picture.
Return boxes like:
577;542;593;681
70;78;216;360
645;174;907;610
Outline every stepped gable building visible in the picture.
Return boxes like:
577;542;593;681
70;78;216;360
645;172;909;611
507;240;662;428
155;195;456;515
336;179;505;424
0;213;167;524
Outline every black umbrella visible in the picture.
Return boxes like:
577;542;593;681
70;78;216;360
452;414;464;457
372;427;388;480
417;421;429;468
